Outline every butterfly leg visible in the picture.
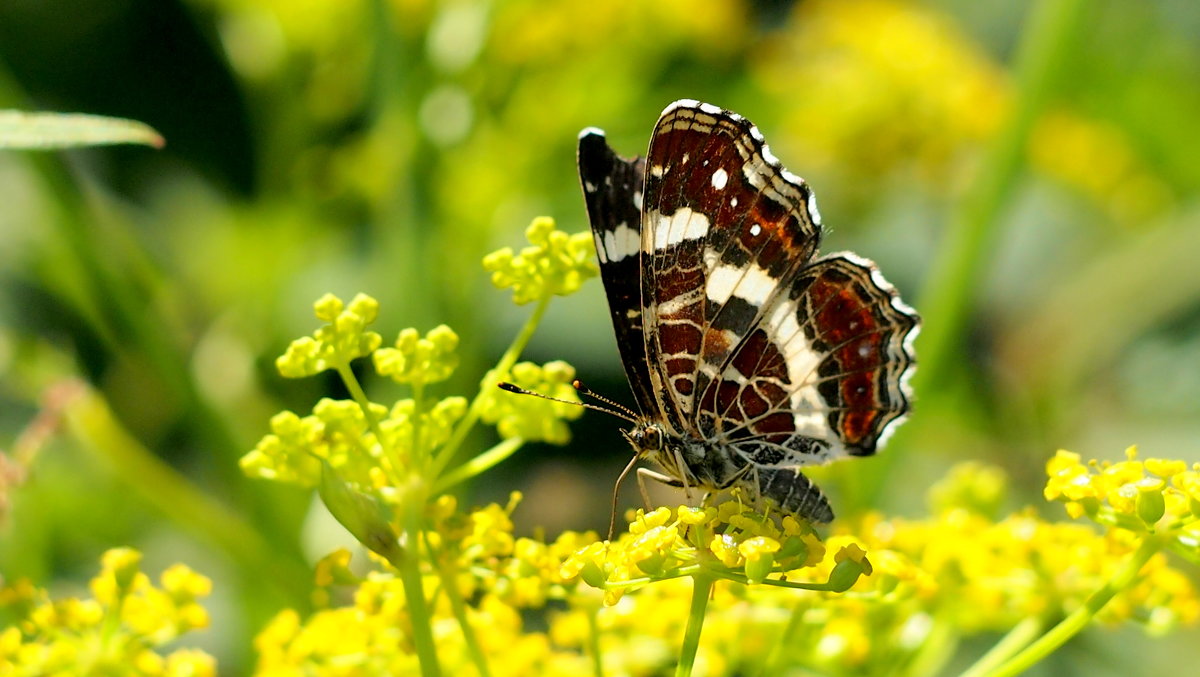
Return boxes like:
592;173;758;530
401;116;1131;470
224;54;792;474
636;468;685;511
712;462;754;490
669;445;696;501
712;463;757;512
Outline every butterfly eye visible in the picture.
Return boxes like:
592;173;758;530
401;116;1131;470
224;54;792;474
642;425;663;451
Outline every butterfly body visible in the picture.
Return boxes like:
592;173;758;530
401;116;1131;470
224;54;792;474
579;100;918;523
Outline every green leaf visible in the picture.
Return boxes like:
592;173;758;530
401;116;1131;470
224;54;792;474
0;110;164;150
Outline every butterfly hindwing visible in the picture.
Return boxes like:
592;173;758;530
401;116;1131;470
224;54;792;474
708;253;919;472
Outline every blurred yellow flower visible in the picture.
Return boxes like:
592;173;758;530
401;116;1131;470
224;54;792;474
0;550;215;676
753;0;1170;224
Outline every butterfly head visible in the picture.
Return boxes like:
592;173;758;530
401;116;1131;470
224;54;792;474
621;421;666;462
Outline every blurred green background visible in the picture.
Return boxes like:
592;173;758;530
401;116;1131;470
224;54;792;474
2;0;1199;673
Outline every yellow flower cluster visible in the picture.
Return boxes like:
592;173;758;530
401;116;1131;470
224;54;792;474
253;497;603;676
0;549;214;677
482;217;598;305
276;293;382;378
1045;446;1200;529
425;493;597;608
373;325;460;386
241;395;467;491
561;502;859;605
247;455;1200;676
847;510;1194;634
245;294;483;490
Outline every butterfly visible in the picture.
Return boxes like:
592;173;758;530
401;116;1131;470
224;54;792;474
577;100;919;526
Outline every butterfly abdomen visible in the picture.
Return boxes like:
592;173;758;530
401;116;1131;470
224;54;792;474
751;466;834;523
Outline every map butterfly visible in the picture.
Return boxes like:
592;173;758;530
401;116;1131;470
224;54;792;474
578;100;919;524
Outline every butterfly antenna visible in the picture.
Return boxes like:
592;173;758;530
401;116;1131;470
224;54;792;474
609;454;641;541
571;380;640;421
496;382;637;424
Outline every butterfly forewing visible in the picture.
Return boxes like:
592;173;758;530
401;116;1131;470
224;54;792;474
578;129;658;417
639;102;823;435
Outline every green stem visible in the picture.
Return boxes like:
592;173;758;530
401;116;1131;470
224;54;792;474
337;364;402;475
759;601;805;676
676;574;714;677
432;438;524;493
435;557;491;677
958;616;1045;677
587;602;605;677
412;381;426;469
898;608;958;677
395;497;442;677
912;0;1088;395
431;296;551;478
715;569;849;592
978;534;1166;677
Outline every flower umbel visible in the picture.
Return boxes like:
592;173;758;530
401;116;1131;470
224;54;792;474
562;502;837;605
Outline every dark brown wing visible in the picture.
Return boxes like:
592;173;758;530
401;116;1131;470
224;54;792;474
578;128;658;417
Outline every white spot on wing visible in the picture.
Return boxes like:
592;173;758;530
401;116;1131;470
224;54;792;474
653;207;710;249
604;223;641;261
711;168;728;190
584;181;597;193
731;197;738;208
707;263;776;306
749;223;761;237
633;191;643;210
651;165;665;178
706;266;739;305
